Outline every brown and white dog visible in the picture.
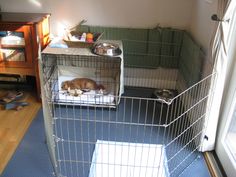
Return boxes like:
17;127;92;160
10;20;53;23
61;78;105;91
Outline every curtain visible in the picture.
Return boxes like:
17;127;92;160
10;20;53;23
200;0;236;152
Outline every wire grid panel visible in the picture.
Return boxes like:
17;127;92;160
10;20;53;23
51;95;169;177
164;73;216;176
124;67;178;90
42;53;122;107
49;86;214;177
42;52;215;177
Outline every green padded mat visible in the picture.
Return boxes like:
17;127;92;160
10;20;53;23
159;28;183;68
179;32;203;87
77;25;183;68
76;25;202;86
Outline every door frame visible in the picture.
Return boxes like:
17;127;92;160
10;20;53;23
215;24;236;176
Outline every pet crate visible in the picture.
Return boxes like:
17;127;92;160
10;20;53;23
40;39;215;177
41;41;124;107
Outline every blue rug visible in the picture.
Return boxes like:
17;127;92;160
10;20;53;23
1;109;54;177
1;107;211;177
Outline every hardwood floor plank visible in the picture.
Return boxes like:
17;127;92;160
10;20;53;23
0;91;41;174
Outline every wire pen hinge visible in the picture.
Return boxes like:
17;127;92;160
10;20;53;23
53;135;64;142
52;117;59;124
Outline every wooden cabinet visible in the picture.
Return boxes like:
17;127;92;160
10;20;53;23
0;12;50;100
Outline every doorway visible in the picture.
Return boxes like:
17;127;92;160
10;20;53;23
215;4;236;176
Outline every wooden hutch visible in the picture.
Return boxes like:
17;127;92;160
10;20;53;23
0;12;50;100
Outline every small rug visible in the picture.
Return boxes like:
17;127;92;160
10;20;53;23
89;140;169;177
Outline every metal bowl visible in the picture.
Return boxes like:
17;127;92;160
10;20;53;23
153;89;176;104
92;42;122;57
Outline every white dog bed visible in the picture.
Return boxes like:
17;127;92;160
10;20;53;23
56;66;121;107
89;140;169;177
58;75;116;105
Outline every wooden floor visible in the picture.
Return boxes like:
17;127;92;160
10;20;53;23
0;91;41;174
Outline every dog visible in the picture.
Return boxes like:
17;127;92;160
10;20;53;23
61;78;105;91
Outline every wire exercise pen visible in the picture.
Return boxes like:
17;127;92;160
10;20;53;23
40;39;215;177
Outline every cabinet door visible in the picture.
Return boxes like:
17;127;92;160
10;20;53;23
0;24;33;68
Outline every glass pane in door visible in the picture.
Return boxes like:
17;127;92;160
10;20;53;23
225;107;236;162
0;31;25;46
0;31;26;62
0;48;25;61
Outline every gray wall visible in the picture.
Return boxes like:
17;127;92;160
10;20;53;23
0;0;194;36
0;0;218;56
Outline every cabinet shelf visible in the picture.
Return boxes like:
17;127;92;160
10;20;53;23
0;12;51;100
0;44;25;48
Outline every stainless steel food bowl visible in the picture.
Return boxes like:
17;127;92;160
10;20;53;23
153;89;176;104
92;42;122;57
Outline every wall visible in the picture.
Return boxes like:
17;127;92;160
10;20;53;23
189;0;218;53
0;0;194;36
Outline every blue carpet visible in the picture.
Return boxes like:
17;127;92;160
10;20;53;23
179;155;211;177
1;93;211;177
1;109;54;177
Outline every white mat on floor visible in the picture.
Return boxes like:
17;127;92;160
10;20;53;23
89;140;169;177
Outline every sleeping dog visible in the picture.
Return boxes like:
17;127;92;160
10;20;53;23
61;78;105;96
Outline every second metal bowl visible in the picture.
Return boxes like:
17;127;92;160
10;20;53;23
92;42;122;57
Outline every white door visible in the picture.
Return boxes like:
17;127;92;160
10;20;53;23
216;85;236;177
215;3;236;176
215;28;236;177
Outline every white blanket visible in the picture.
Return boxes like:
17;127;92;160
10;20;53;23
58;76;115;106
89;140;169;177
